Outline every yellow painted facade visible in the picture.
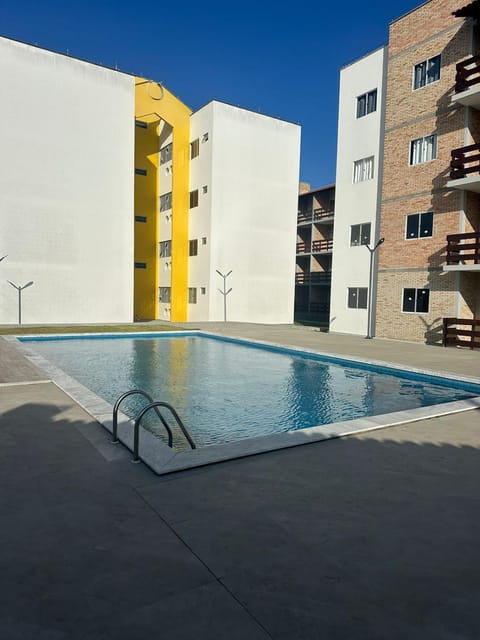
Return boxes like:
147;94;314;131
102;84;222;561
134;78;191;321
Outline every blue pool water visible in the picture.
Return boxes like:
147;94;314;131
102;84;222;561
23;334;479;449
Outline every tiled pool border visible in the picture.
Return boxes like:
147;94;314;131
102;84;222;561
6;331;480;475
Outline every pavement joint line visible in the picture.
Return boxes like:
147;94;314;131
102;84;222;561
132;486;275;639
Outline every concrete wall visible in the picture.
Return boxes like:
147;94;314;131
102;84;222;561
330;47;387;335
0;37;135;324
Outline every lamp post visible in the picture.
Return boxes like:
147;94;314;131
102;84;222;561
365;238;384;339
7;280;34;325
216;269;232;322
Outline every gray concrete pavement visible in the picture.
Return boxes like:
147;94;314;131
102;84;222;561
1;325;479;638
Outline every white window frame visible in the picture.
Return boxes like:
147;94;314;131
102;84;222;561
405;212;434;240
353;156;374;183
409;135;437;166
401;288;430;314
412;54;441;90
356;89;377;118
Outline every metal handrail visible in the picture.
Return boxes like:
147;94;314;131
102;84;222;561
132;401;196;462
111;389;172;444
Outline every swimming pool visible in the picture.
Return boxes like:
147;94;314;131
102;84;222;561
15;331;480;473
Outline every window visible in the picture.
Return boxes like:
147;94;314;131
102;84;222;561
159;240;171;258
190;189;199;208
348;287;368;309
410;135;437;165
135;168;147;176
402;288;430;313
202;132;209;142
160;192;172;212
350;223;371;246
202;185;208;194
189;239;198;256
406;212;433;239
356;89;377;118
159;287;171;303
135;215;147;223
160;144;172;165
201;237;207;245
188;287;197;304
190;139;199;159
413;55;441;89
135;120;148;129
353;156;374;183
134;262;147;269
201;287;206;295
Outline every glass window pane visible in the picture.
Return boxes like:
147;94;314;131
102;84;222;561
416;289;430;313
367;90;377;114
406;214;419;239
348;288;357;308
357;94;366;118
414;61;426;89
427;55;440;83
420;212;433;237
358;288;368;309
351;225;361;246
403;288;416;312
361;223;371;245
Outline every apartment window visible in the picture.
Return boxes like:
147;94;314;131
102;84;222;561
413;55;441;90
202;185;208;194
135;168;147;176
410;135;437;165
159;287;171;303
202;237;207;245
135;215;147;223
406;212;433;239
353;156;374;183
201;287;206;295
202;133;209;142
189;239;198;256
348;287;368;309
190;139;199;159
160;144;172;165
160;192;172;212
159;240;171;258
135;120;148;129
134;262;147;269
356;89;377;118
402;288;430;313
350;223;371;246
188;287;197;304
190;189;199;208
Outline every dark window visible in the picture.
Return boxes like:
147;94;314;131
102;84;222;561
159;240;171;258
350;223;371;246
135;120;148;129
402;288;430;313
188;287;197;304
406;212;433;239
356;89;377;118
413;55;441;89
348;287;368;309
135;168;147;176
190;190;199;208
135;215;147;223
160;144;172;165
159;287;171;303
190;139;199;159
134;262;147;269
160;192;172;212
202;132;209;142
189;239;198;256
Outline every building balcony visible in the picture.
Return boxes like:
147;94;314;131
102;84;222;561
295;272;332;285
451;55;480;109
443;232;480;271
312;239;333;254
443;317;480;350
296;241;311;254
297;208;334;225
446;143;480;192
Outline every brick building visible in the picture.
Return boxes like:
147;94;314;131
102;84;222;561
334;0;480;346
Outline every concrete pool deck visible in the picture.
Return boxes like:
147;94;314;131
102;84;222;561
0;324;479;638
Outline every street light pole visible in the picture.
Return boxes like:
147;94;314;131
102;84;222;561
216;269;232;322
7;280;34;325
365;238;384;340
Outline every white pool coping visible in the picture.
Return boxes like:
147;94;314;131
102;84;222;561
7;331;480;475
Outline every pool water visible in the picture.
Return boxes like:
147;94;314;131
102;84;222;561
25;334;479;448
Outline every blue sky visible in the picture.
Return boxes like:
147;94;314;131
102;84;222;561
1;0;423;187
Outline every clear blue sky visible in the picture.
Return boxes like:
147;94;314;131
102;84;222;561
1;0;423;187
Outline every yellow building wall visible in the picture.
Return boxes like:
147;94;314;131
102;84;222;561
134;78;191;321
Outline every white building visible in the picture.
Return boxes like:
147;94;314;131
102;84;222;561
329;46;387;336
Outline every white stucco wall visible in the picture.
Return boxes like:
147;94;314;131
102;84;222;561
190;101;300;323
330;47;387;335
0;37;135;324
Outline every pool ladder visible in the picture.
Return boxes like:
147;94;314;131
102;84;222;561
111;389;196;463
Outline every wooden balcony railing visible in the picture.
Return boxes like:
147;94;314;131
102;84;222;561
450;143;480;180
295;272;332;285
312;239;334;253
443;317;480;350
296;241;311;254
297;211;313;224
446;231;480;264
455;54;480;93
313;207;334;221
